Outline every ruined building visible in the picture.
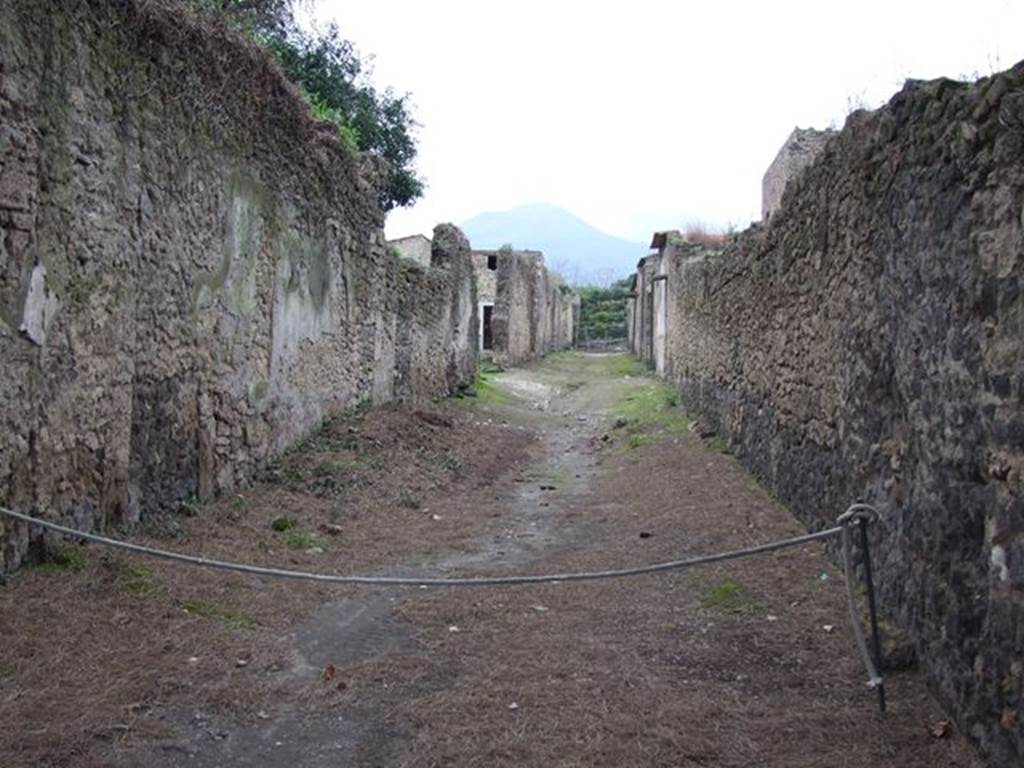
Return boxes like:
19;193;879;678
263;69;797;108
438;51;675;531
388;240;579;367
471;247;579;367
629;66;1024;763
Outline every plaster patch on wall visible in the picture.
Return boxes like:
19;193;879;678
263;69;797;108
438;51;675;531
992;545;1009;582
19;263;60;345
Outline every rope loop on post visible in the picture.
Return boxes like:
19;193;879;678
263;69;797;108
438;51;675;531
836;503;885;696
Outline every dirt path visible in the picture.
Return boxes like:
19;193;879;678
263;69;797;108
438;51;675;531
0;353;983;767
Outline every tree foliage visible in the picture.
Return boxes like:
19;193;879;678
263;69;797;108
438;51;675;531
578;278;632;341
187;0;424;211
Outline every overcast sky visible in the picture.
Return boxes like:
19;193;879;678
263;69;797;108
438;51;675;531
310;0;1024;243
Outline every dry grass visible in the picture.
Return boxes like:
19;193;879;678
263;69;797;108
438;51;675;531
380;432;982;767
682;221;731;247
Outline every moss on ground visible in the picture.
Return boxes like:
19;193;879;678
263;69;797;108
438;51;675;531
700;578;760;615
181;599;256;629
615;382;691;437
455;361;510;407
285;530;323;552
32;543;88;574
121;566;160;596
542;351;644;379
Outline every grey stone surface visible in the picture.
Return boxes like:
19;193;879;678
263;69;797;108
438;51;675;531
761;127;835;221
630;64;1024;764
0;1;477;570
488;247;579;367
387;233;432;267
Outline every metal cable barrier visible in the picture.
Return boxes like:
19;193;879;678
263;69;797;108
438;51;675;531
0;503;885;709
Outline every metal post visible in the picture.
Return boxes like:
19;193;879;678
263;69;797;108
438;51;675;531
859;517;887;714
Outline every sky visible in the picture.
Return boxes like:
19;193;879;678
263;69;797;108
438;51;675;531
308;0;1024;243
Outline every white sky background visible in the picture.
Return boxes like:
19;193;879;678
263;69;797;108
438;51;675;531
307;0;1024;242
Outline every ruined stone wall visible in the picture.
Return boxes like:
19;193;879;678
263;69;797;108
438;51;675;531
490;248;577;367
470;251;498;304
761;127;835;221
632;66;1024;763
387;234;432;268
0;1;477;571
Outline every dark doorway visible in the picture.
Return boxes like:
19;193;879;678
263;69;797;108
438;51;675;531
487;254;497;270
482;305;494;350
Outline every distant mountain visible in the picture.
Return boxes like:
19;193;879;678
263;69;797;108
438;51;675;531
461;203;646;285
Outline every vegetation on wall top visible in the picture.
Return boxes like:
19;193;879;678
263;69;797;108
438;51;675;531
187;0;424;211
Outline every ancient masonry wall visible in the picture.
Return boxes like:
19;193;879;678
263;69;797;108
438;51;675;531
0;1;477;571
488;248;579;367
387;234;432;268
630;66;1024;764
761;127;835;221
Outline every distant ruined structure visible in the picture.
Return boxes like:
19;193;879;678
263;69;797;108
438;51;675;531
485;248;578;368
761;127;835;220
629;65;1024;764
397;241;579;366
470;250;499;353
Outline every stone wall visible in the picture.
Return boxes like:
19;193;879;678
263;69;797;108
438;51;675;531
489;248;578;367
761;127;835;221
470;251;498;305
387;234;432;267
0;1;477;571
629;65;1024;764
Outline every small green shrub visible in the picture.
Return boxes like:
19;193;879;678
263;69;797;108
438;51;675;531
33;543;87;574
301;89;361;151
705;435;730;454
271;516;296;532
628;434;652;449
435;452;463;471
398;490;421;509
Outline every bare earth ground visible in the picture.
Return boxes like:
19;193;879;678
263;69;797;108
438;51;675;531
0;353;985;767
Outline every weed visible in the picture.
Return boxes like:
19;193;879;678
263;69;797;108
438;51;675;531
121;566;160;596
701;578;759;615
606;355;646;377
435;452;463;471
271;516;296;532
286;531;323;552
398;490;421;509
614;383;691;448
313;459;351;478
479;360;503;376
705;435;730;454
300;88;361;151
181;599;256;629
33;543;87;574
628;434;653;449
178;497;202;517
456;363;509;407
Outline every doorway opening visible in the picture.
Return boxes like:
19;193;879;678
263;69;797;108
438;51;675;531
482;305;494;351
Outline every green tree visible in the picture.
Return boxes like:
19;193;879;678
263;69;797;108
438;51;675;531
577;277;632;341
